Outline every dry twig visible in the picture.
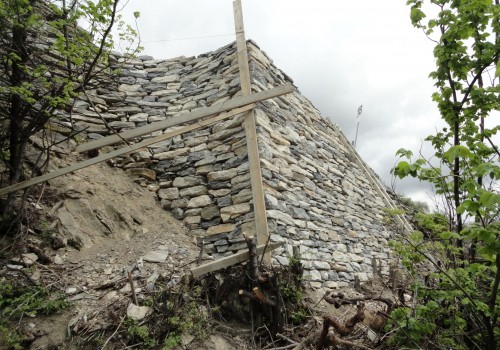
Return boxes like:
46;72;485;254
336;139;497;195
100;315;126;350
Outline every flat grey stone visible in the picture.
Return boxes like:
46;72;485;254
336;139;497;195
158;188;179;200
201;205;219;220
187;195;212;208
151;74;180;83
142;250;169;263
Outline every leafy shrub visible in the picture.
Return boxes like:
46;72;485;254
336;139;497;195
0;279;69;349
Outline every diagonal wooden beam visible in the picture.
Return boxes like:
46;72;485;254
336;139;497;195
76;83;293;153
191;241;284;278
0;105;256;197
233;0;270;253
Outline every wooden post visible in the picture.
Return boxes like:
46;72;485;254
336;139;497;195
233;0;270;260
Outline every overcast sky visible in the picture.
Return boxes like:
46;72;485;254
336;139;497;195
117;0;444;207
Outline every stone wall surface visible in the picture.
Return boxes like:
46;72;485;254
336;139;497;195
54;40;399;288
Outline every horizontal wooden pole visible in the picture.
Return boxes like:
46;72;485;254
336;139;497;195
190;241;284;278
0;105;255;197
76;83;294;153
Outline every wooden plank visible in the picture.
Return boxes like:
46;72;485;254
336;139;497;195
233;0;271;253
0;105;255;197
234;0;251;96
76;83;293;153
191;241;284;278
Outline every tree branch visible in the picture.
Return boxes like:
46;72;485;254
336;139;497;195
82;0;119;86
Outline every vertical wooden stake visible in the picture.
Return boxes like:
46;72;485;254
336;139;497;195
128;271;138;305
233;0;270;262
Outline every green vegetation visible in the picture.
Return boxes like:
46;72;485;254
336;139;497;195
0;0;140;223
121;277;208;349
124;317;158;348
155;282;207;349
0;279;69;349
390;0;499;348
388;213;499;348
279;254;309;325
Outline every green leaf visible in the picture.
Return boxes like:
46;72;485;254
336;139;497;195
426;300;439;310
392;161;410;179
479;191;499;208
410;6;426;26
395;148;413;159
439;231;460;240
443;145;473;162
457;200;480;214
461;298;471;305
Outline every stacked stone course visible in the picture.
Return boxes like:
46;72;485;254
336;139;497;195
55;41;398;288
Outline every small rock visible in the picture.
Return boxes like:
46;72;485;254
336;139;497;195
126;168;156;181
208;334;233;350
120;282;137;293
126;303;152;320
206;224;235;235
367;328;379;342
147;184;159;192
187;195;212;208
65;188;82;199
181;333;195;346
21;253;38;266
305;269;322;281
54;255;64;265
309;281;322;289
146;272;160;292
137;257;144;271
220;203;251;222
65;287;78;295
273;256;289;266
69;293;87;301
169;207;183;220
201;205;220;220
158;187;179;200
104;291;118;300
312;261;331;270
30;270;41;282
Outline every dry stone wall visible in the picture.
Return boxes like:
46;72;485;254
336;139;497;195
54;41;399;289
246;43;395;289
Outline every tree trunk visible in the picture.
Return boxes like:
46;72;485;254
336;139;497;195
3;9;30;217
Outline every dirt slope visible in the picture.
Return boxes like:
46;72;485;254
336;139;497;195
2;151;206;349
